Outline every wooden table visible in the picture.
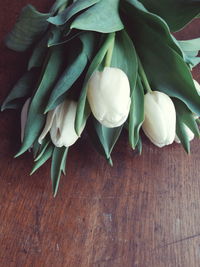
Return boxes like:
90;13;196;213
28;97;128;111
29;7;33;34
1;1;200;266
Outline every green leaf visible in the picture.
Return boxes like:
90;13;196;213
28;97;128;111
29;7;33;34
51;146;68;197
124;0;182;56
138;0;200;32
86;117;111;163
28;33;49;70
45;35;92;112
16;47;64;156
34;138;51;161
129;76;144;148
48;0;100;25
177;38;200;68
5;5;50;52
79;32;98;61
47;26;63;47
178;38;200;52
111;30;138;90
93;118;123;165
71;0;124;33
32;140;41;158
124;2;200;116
185;56;200;69
45;49;87;111
1;71;37;111
136;135;142;155
50;0;70;14
75;33;115;135
176;118;190;154
30;144;54;175
173;98;200;138
47;28;81;47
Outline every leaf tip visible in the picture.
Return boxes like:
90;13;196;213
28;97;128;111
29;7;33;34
30;169;35;176
53;189;58;198
108;157;113;166
1;106;5;112
14;146;27;158
14;152;21;158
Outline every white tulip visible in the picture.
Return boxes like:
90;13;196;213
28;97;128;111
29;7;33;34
175;124;194;143
87;67;131;128
21;98;31;142
38;100;85;147
193;79;200;95
142;91;176;147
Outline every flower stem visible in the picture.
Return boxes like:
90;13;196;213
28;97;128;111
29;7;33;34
104;33;115;67
138;56;152;93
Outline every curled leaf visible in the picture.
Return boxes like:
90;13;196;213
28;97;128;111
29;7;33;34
5;5;50;52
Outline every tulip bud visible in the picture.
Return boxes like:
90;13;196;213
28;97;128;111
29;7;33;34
87;67;131;128
38;100;85;147
175;124;194;143
21;98;31;142
142;91;176;147
193;79;200;95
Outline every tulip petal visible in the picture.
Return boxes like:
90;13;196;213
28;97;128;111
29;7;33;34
142;91;176;147
87;67;131;128
159;93;176;145
21;98;31;142
143;93;167;147
59;101;82;147
49;100;86;148
38;108;57;144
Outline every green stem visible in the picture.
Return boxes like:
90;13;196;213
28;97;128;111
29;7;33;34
138;56;152;93
104;33;115;67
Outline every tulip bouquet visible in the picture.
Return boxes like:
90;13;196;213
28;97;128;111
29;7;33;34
2;0;200;195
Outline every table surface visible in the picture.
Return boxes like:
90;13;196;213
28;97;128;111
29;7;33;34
1;1;200;267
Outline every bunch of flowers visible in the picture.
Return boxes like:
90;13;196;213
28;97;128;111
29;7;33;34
2;0;200;195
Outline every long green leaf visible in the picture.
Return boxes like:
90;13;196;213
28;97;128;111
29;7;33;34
32;139;41;158
71;0;124;33
178;38;200;52
28;33;49;70
124;0;182;56
138;0;200;31
93;119;123;165
124;2;200;116
16;47;64;156
136;135;142;155
48;0;100;25
5;5;50;52
173;98;200;138
1;71;37;111
129;76;144;148
178;38;200;68
34;138;51;161
111;30;138;90
79;32;98;61
50;0;70;14
51;146;68;197
45;34;94;112
30;144;54;175
176;117;190;154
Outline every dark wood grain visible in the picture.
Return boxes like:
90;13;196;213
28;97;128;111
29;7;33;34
1;1;200;266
